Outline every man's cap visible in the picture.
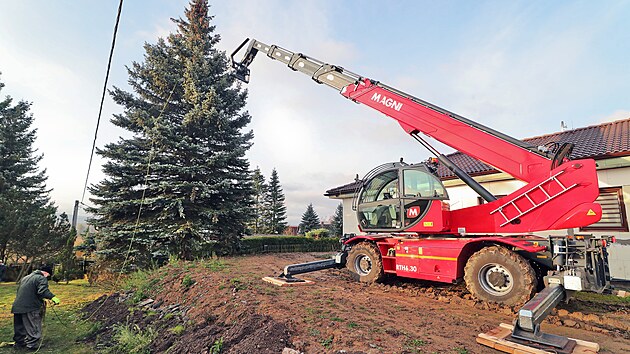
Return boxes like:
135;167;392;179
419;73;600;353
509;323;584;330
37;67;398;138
39;265;53;275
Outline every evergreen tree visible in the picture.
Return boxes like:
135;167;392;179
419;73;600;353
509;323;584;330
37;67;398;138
264;168;287;234
0;75;59;268
331;203;343;237
75;229;97;259
298;203;320;235
57;215;78;281
88;0;253;266
248;167;267;234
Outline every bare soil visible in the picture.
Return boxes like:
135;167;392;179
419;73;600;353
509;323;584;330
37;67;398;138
82;253;630;353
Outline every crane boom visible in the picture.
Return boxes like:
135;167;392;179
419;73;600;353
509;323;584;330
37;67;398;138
231;38;602;233
232;39;551;182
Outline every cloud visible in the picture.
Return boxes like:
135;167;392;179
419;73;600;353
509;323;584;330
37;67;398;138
2;0;627;227
599;110;630;123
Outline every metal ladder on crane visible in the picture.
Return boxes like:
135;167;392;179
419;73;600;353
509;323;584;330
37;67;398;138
490;170;578;227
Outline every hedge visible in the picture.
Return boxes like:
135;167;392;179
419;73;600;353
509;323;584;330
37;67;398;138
241;236;340;254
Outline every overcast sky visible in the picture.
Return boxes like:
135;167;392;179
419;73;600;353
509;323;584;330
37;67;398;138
1;1;629;224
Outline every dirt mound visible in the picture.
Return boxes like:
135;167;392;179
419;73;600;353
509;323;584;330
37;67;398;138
158;310;290;354
80;253;630;354
81;292;290;354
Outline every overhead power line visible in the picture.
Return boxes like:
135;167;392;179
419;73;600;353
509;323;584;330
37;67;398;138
81;0;124;203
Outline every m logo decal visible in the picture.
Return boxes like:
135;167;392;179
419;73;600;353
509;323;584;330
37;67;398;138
406;206;421;218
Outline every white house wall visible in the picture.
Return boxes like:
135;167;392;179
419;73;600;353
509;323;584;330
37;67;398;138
342;197;360;236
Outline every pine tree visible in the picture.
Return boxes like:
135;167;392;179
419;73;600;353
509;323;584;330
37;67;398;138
299;203;320;235
88;1;253;266
248;167;267;234
75;229;97;259
331;203;343;237
0;75;58;266
264;168;287;234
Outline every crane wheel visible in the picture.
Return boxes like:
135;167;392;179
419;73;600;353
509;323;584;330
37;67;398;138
464;245;536;306
346;242;385;283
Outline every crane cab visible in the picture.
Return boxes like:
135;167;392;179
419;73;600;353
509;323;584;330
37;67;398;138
355;162;451;233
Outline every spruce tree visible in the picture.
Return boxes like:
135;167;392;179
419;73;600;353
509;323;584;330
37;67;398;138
88;1;253;266
331;203;343;237
299;203;320;235
264;168;287;234
0;76;57;265
248;167;267;234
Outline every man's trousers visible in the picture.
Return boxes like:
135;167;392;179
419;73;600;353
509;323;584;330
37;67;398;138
13;310;43;349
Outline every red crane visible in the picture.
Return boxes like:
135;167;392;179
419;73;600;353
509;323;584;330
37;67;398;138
231;39;613;350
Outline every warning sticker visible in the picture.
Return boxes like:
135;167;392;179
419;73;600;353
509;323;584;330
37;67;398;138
587;209;597;216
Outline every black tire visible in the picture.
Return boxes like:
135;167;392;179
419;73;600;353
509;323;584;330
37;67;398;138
346;242;385;283
464;245;536;306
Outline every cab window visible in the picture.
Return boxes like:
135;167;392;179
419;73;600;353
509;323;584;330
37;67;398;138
403;169;447;199
360;170;399;203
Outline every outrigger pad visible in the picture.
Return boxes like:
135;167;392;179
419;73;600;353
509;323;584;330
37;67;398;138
477;323;599;354
262;276;315;287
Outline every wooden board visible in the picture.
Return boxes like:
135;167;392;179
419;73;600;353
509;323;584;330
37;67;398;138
477;323;599;354
262;276;315;287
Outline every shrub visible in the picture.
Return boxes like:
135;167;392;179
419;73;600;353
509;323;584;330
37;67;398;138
169;324;185;335
181;274;195;289
202;259;227;271
305;228;330;239
210;337;224;354
123;270;159;304
109;324;156;354
240;236;339;254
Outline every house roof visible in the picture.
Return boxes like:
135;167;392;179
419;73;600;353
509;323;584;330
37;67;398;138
325;117;630;197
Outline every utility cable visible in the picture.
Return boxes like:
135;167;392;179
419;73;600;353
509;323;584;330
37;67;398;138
81;0;124;203
117;82;177;281
84;83;177;322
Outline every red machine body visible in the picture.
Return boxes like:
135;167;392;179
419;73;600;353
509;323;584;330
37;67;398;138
344;234;547;283
230;39;606;295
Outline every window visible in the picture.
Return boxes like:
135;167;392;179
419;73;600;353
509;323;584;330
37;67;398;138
402;169;447;199
581;187;628;232
359;170;398;204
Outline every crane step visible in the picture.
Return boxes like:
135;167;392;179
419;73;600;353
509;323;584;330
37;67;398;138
477;323;599;354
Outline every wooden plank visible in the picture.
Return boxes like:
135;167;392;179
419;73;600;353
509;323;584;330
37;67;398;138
477;323;599;354
262;276;315;287
498;324;599;351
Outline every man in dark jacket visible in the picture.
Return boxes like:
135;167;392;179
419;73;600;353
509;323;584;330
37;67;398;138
11;266;60;350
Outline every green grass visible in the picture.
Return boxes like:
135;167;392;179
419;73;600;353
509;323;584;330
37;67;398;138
169;324;185;335
320;336;333;348
181;274;195;289
0;279;108;353
201;259;228;272
209;337;223;354
575;291;630;305
108;324;156;354
122;270;159;304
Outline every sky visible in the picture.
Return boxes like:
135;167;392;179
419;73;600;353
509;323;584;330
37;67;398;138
1;1;629;225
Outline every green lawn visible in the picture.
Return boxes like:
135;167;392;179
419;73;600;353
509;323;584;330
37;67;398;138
0;279;108;353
